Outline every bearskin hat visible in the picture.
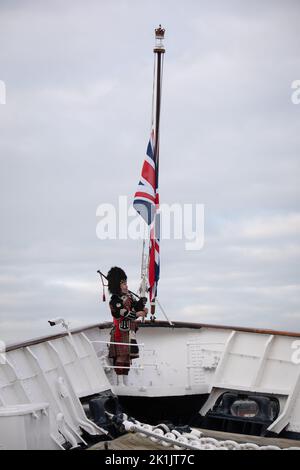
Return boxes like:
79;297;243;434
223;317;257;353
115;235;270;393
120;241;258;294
107;266;127;294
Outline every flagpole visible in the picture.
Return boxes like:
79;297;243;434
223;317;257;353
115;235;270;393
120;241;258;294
153;29;164;177
133;26;165;321
138;235;148;323
150;25;165;318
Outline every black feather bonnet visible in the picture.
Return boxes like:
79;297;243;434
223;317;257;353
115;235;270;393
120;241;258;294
107;266;127;294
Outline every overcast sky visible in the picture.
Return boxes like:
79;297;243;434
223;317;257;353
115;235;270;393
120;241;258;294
0;0;300;344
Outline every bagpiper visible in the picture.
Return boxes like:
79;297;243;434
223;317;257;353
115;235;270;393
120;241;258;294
106;266;148;386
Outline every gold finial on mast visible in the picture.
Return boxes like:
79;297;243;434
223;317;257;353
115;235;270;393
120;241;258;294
154;25;165;53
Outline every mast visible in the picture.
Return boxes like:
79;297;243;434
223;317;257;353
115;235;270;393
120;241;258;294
153;25;165;190
138;238;148;298
149;26;165;318
136;26;165;321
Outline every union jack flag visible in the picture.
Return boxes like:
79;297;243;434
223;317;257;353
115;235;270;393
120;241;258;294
133;130;157;225
133;129;160;303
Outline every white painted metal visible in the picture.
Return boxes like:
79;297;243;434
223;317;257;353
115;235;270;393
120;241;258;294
0;331;110;449
210;332;298;394
197;329;300;434
2;322;300;448
49;332;111;397
86;327;213;397
6;345;88;448
211;331;236;390
0;403;56;450
268;371;300;433
90;325;300;434
252;335;274;388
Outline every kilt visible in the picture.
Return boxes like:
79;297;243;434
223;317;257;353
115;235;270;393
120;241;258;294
108;324;139;375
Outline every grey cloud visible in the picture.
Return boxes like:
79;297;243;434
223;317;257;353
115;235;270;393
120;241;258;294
1;0;300;342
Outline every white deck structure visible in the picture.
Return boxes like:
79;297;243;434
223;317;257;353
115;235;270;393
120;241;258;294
1;321;300;449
